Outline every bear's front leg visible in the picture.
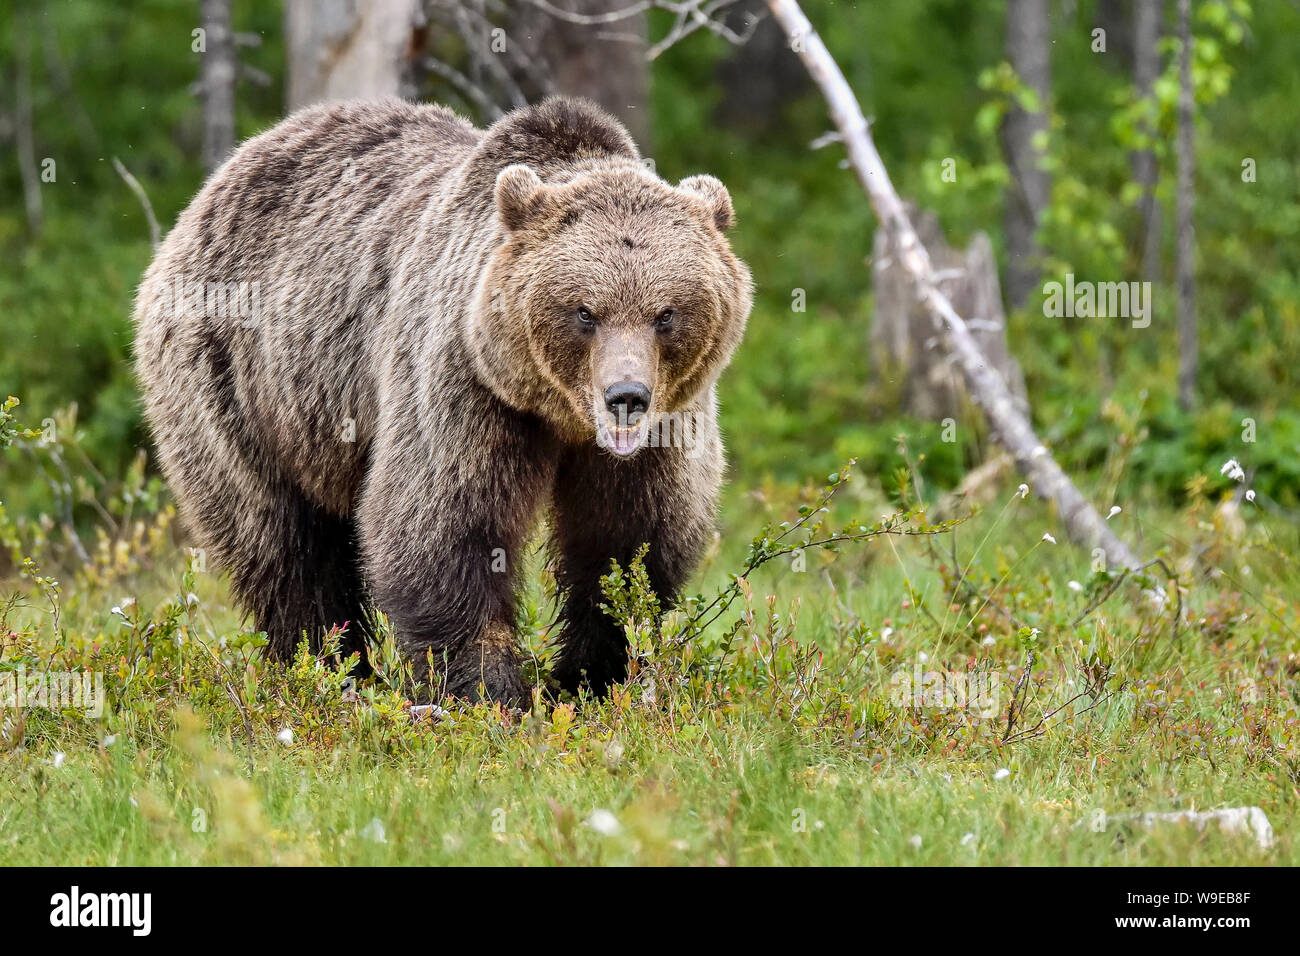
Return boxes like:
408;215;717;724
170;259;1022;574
357;385;556;706
550;414;723;695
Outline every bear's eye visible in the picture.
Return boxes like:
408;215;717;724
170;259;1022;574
576;306;596;329
654;308;675;332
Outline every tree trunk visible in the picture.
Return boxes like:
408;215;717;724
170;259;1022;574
872;207;1028;423
13;9;43;236
1175;0;1197;412
510;0;651;149
1133;0;1163;283
766;0;1142;571
200;0;236;174
285;0;422;112
1001;0;1052;309
713;0;807;134
1095;0;1133;64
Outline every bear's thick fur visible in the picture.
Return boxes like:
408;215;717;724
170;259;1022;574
133;97;751;703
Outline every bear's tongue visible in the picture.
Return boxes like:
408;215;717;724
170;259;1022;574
611;426;639;456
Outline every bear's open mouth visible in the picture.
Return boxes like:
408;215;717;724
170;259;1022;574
595;415;649;457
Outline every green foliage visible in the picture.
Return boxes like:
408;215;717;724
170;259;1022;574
4;0;1300;866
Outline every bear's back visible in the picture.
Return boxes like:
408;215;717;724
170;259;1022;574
134;99;484;516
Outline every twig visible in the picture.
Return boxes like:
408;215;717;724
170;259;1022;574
765;0;1143;572
111;158;161;250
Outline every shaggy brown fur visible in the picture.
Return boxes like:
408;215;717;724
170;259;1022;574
133;97;752;704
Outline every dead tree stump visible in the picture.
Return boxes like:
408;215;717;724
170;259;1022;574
871;207;1028;422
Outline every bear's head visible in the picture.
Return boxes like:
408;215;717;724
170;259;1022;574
470;160;752;456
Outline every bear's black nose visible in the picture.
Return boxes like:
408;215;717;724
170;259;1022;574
604;381;651;420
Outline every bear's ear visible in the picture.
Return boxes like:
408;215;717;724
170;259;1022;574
677;174;735;232
495;164;549;232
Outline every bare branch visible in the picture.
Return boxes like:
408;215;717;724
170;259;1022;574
765;0;1143;571
111;158;161;250
423;56;506;120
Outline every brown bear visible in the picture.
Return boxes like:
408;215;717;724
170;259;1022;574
133;96;752;704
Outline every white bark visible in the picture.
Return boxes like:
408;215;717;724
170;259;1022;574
201;0;236;173
1175;0;1198;412
14;11;43;235
285;0;422;111
1133;0;1163;284
872;208;1027;422
765;0;1142;571
1001;0;1052;309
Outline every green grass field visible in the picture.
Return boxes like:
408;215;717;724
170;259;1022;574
3;450;1295;866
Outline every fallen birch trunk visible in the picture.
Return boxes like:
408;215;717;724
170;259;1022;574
765;0;1142;571
1088;806;1275;851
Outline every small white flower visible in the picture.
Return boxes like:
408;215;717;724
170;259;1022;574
1107;506;1121;520
908;834;923;849
103;735;117;747
917;651;929;663
52;752;66;769
359;817;387;844
1245;490;1256;503
993;767;1011;781
880;626;894;642
1017;483;1029;500
981;635;995;647
586;809;622;837
276;727;294;746
1067;580;1083;592
1220;459;1245;482
960;832;977;848
1042;532;1056;544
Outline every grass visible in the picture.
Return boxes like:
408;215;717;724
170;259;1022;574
2;448;1298;867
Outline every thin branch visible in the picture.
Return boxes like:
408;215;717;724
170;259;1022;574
111;158;161;250
765;0;1143;572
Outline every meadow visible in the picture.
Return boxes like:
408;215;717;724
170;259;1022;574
3;0;1299;867
3;403;1296;864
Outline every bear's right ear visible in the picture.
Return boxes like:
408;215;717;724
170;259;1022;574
495;164;549;232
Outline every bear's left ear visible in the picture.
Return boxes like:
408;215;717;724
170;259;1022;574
677;174;735;231
496;164;550;231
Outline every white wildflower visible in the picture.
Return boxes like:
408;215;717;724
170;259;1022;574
1042;532;1056;544
1220;459;1245;482
276;727;294;746
993;768;1011;781
586;809;622;837
1017;483;1029;499
1107;506;1121;520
